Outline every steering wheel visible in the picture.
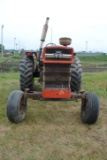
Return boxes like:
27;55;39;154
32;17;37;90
46;43;56;46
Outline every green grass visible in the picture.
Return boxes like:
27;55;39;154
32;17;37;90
78;55;107;66
0;72;107;159
78;55;107;62
0;54;22;62
82;72;107;97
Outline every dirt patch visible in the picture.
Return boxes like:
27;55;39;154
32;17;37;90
0;62;19;72
83;67;107;72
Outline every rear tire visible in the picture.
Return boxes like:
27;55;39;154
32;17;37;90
20;56;34;91
24;56;34;90
70;56;82;92
7;90;27;123
81;92;99;124
20;58;26;91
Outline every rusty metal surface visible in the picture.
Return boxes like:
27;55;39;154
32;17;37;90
24;91;42;100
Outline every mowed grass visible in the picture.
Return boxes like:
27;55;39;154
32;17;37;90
0;72;107;160
78;55;107;66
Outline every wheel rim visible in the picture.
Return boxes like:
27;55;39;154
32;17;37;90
19;96;26;114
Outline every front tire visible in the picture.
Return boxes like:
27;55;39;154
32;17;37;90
81;92;99;124
7;90;27;123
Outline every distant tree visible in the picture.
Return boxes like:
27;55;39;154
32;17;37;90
0;44;5;52
20;49;25;55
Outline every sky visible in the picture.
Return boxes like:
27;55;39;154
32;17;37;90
0;0;107;52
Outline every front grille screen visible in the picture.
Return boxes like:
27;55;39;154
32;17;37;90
43;63;71;90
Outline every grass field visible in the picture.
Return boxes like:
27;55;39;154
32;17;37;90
0;72;107;160
79;55;107;65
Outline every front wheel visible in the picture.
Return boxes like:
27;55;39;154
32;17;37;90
7;90;27;123
81;92;99;124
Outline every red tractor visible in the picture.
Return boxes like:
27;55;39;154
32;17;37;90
6;18;99;124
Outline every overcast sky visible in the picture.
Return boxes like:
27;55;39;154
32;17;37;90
0;0;107;52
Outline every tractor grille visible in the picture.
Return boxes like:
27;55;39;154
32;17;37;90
43;63;71;90
45;48;72;61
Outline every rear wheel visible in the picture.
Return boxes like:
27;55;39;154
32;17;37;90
20;56;34;91
81;92;99;124
7;90;27;123
70;56;82;93
20;58;26;91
